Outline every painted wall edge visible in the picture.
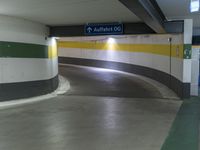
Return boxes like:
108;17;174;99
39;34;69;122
58;57;190;99
0;75;59;101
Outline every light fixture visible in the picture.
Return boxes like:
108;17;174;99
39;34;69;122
190;0;199;12
106;37;116;51
53;37;60;40
107;37;115;44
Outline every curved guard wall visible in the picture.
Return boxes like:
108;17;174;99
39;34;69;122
58;35;190;98
0;15;58;101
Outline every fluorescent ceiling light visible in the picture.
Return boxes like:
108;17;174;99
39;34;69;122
190;0;199;12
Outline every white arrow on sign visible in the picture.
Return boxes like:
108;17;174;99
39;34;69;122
87;27;93;33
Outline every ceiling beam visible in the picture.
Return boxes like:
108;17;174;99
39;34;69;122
119;0;166;33
164;21;184;33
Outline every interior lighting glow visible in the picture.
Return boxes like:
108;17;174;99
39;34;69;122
107;38;115;44
190;0;199;12
53;37;60;40
107;37;116;50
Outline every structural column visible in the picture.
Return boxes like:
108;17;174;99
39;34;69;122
183;19;193;97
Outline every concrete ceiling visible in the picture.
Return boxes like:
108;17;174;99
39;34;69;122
156;0;200;28
0;0;141;25
0;0;199;34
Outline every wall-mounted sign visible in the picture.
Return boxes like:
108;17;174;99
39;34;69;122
184;44;192;59
85;23;123;35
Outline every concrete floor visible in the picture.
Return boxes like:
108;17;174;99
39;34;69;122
60;65;163;98
0;64;181;150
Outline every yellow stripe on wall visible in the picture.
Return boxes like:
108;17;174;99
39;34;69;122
58;41;184;58
192;45;200;48
48;44;57;59
171;44;184;58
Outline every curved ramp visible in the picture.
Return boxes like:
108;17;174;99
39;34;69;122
59;64;174;98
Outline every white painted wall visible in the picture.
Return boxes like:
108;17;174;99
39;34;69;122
0;15;48;45
0;15;58;84
0;58;58;83
58;34;184;82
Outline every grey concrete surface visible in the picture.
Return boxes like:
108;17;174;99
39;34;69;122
59;64;163;98
0;64;182;150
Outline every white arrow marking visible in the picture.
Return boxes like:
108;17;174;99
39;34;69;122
87;27;93;33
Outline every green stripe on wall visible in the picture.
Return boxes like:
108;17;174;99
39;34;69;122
0;41;48;58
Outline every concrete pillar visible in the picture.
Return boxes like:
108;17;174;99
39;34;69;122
183;19;193;97
0;15;59;101
191;46;199;96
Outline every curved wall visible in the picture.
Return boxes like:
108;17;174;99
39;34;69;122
0;15;58;101
58;34;190;98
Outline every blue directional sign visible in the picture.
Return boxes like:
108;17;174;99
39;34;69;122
85;23;123;35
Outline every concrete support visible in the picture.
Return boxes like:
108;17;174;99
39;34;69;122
0;15;59;101
191;46;199;96
119;0;166;33
183;19;193;96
